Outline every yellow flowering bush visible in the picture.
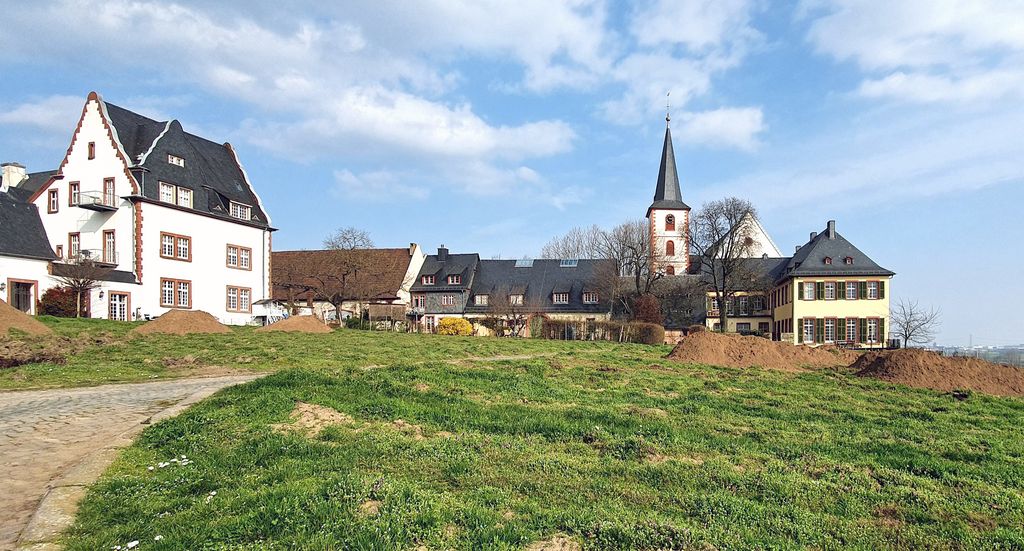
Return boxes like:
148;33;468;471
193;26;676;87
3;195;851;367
437;317;473;336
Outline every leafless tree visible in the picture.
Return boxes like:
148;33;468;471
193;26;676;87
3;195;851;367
50;259;112;317
892;299;941;347
323;226;374;250
690;197;760;332
540;224;605;259
483;289;540;337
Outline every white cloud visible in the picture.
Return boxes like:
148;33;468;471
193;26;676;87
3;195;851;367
674;107;765;151
803;0;1024;103
630;0;758;51
332;169;428;201
0;95;83;133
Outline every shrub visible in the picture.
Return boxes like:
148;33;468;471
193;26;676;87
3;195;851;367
686;324;706;334
436;317;472;336
538;319;666;345
631;293;664;325
630;322;666;345
39;287;79;317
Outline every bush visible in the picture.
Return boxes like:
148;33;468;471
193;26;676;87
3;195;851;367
436;317;472;336
538;319;666;345
630;322;666;345
39;287;79;317
686;324;706;334
631;293;664;325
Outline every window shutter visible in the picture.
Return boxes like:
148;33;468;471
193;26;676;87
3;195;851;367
815;318;824;344
859;318;867;344
798;282;804;300
816;282;825;300
838;318;846;341
878;280;885;299
879;318;885;344
859;281;867;300
837;281;845;300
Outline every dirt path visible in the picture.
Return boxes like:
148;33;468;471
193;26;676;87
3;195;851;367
0;374;261;550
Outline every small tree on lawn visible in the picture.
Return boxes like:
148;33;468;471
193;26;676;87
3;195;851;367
690;197;761;332
892;299;941;347
51;259;112;318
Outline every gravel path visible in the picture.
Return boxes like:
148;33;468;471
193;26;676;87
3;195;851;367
0;375;261;550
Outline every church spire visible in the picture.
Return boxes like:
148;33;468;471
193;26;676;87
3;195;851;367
646;114;689;217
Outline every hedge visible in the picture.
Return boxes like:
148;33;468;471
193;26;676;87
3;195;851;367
538;319;665;345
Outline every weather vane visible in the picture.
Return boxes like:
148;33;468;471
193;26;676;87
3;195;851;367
666;91;671;125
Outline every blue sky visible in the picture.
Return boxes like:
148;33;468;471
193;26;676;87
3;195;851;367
1;1;1021;346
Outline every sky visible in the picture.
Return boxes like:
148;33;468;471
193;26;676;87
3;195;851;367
0;0;1021;346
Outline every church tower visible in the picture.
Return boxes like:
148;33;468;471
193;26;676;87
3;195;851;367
646;113;690;275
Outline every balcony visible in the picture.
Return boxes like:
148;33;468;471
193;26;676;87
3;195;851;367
76;191;118;212
65;249;118;268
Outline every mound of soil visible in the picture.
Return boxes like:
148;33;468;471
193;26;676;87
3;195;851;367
854;348;1024;397
0;299;52;336
255;316;331;333
132;309;231;335
667;331;857;372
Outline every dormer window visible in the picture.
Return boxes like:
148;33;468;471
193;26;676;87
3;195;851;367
844;256;854;265
177;187;192;208
159;182;193;209
447;274;461;285
559;259;578;267
552;292;569;304
229;201;251;220
824;257;833;265
421;275;435;285
582;292;599;304
510;294;524;306
474;294;488;306
167;154;185;167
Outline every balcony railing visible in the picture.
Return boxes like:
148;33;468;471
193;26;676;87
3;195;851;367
65;249;118;267
76;191;118;211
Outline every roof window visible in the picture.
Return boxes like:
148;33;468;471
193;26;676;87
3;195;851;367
559;259;578;268
844;256;854;265
167;154;185;167
824;257;832;265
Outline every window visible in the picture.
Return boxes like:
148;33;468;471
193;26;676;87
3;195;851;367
510;294;524;306
665;214;675;231
48;189;59;213
226;286;252;313
447;274;462;285
474;294;489;306
846;281;857;300
844;256;854;265
160;278;191;308
583;292;599;304
758;322;770;334
752;296;765;311
441;295;456;306
803;282;815;301
559;259;578;267
738;296;748;315
425;316;436;332
413;296;424;308
55;245;63;259
177;187;192;208
103;178;116;207
421;275;435;285
87;142;95;160
226;245;252;270
867;281;879;300
824;282;836;300
803;318;815;343
229;201;251;220
103;230;115;264
665;240;675;256
867;318;879;343
159;182;175;203
552;292;569;304
846;318;857;342
167;154;185;167
108;292;130;321
160;233;191;261
737;322;751;332
824;256;833;265
68;233;80;258
69;182;80;205
824;319;836;343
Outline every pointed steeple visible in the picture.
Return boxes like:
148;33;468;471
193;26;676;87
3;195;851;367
646;118;689;217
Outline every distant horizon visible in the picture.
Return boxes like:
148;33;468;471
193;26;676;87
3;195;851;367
2;1;1021;347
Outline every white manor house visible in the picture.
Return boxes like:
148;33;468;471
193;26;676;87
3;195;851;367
0;92;274;324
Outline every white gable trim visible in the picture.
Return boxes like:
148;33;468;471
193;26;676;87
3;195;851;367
137;120;173;165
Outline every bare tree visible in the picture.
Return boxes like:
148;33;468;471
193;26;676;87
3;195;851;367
540;225;605;259
483;288;539;337
892;299;941;347
50;260;112;318
323;226;374;250
690;197;760;332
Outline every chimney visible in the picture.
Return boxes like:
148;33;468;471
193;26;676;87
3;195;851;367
409;242;417;256
1;162;27;193
810;231;817;241
827;220;836;239
437;245;449;262
795;245;800;253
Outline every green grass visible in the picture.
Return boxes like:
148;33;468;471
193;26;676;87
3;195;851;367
44;325;1024;550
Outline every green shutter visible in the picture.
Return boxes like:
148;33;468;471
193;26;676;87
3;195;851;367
815;318;824;344
859;281;867;300
878;280;885;299
837;281;845;300
815;282;824;300
797;318;804;342
879;318;886;344
798;282;804;300
838;318;846;341
859;318;867;344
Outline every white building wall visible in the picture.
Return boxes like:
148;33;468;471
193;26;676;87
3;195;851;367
0;256;52;315
649;209;689;274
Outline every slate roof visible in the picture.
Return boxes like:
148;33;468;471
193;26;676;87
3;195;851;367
0;188;56;261
780;221;894;280
102;101;271;228
647;124;689;216
17;170;59;196
50;263;138;284
463;258;614;314
410;251;480;292
271;248;414;302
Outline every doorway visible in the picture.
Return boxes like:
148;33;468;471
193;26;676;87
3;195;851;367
108;292;130;321
8;280;36;314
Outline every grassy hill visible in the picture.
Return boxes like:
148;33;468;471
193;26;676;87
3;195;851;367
21;325;1020;550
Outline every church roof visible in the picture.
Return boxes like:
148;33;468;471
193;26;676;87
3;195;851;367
647;124;689;216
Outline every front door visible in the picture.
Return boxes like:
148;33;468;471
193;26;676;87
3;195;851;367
11;282;34;313
108;292;129;321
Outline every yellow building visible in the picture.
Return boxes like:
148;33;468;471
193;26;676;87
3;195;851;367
768;220;893;347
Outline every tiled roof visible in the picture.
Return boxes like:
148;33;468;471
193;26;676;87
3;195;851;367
271;248;413;302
